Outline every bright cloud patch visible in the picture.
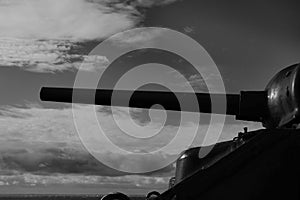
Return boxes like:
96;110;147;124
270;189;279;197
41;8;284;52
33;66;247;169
0;0;138;41
0;0;183;72
0;105;181;170
0;0;181;41
0;105;261;172
0;104;261;189
0;38;109;72
0;105;177;189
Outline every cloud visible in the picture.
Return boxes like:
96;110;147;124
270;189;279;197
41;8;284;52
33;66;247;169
0;105;261;170
0;104;262;188
110;28;166;47
132;0;181;7
183;26;195;34
0;0;182;72
184;70;228;93
0;137;175;190
0;105;180;174
0;141;122;176
0;0;134;72
0;105;181;152
0;140;175;177
0;0;138;41
0;173;170;191
0;104;177;189
0;0;182;41
0;105;262;150
0;38;109;72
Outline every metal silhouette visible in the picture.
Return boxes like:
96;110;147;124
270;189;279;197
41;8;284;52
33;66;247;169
40;63;300;200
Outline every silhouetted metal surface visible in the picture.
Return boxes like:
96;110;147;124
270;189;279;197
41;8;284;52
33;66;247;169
175;142;234;185
40;87;240;115
264;64;300;128
39;64;300;200
159;129;300;200
40;63;300;128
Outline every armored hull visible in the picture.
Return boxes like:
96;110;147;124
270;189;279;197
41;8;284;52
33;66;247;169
161;129;300;200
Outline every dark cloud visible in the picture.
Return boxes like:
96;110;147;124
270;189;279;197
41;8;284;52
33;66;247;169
0;141;175;177
1;146;122;176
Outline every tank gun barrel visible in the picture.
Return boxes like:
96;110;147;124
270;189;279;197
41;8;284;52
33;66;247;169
40;87;267;121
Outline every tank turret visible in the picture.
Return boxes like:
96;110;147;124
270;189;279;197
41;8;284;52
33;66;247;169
40;63;300;129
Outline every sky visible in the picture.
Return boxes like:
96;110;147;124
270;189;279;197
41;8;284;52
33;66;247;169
0;0;299;195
